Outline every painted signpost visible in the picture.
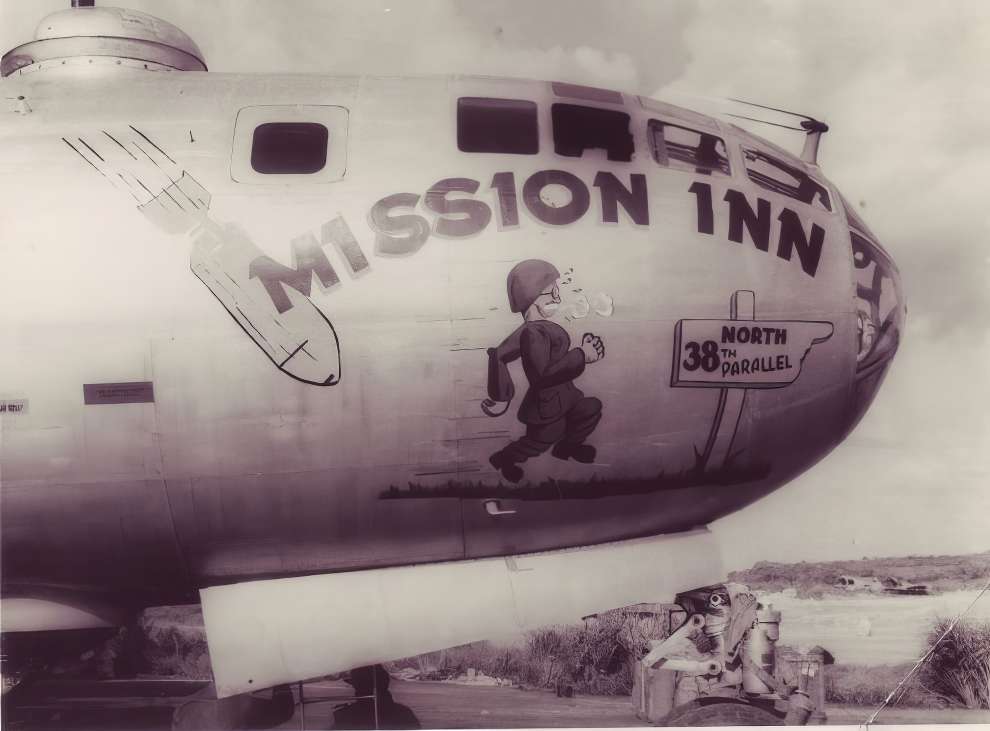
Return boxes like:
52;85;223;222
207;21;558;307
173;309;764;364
673;291;833;471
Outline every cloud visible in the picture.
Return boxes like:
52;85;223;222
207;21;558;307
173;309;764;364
101;0;646;91
455;0;693;92
0;1;675;96
655;0;990;338
664;1;990;564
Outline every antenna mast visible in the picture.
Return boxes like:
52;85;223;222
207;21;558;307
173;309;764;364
728;98;829;166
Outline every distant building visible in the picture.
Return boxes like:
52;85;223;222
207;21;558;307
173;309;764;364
834;575;884;592
834;575;928;595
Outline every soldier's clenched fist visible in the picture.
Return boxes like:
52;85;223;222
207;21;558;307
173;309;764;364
581;333;605;363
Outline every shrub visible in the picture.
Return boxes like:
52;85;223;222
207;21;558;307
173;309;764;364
393;618;639;696
919;618;990;709
533;620;634;696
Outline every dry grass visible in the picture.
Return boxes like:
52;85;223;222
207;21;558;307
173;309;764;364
827;618;990;711
729;552;990;597
919;618;990;709
393;616;641;696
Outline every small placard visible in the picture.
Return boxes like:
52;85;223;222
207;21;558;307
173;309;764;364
671;320;833;389
83;381;155;405
0;399;28;415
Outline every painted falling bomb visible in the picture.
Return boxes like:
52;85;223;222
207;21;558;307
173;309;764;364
190;221;341;386
63;127;341;386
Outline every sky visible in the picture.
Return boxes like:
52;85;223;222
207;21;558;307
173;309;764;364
2;1;988;572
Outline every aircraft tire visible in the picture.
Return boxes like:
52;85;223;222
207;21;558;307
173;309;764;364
662;698;783;726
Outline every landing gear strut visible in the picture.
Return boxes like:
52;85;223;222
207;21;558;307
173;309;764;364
634;583;830;726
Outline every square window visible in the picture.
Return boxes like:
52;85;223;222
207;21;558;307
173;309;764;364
457;97;538;154
552;103;633;162
250;122;329;175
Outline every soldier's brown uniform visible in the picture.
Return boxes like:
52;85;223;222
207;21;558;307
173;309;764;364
488;259;602;481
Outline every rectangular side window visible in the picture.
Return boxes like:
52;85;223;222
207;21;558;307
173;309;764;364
743;148;832;212
251;122;329;174
457;97;538;154
648;120;730;176
551;103;633;162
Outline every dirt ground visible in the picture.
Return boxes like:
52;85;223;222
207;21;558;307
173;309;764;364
274;680;990;728
281;679;641;729
7;677;990;729
824;703;990;726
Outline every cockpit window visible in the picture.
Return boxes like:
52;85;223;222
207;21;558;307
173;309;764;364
551;103;633;162
851;231;904;372
648;120;730;176
457;97;539;155
839;191;878;241
250;122;329;175
743;148;832;212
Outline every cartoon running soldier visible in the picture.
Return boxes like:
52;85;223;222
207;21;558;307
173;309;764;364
485;260;604;483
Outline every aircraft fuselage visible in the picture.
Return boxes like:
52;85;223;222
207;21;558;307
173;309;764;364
0;71;904;620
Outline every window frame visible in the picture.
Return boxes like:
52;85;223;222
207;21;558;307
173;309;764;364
647;118;731;177
231;105;348;184
551;81;624;106
741;147;833;212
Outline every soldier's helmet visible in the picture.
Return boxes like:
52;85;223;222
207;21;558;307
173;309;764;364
507;259;560;313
